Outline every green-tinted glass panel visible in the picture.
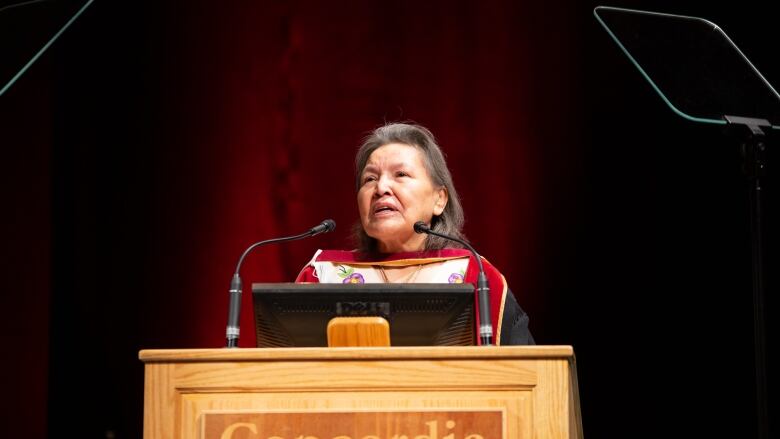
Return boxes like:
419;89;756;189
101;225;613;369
594;6;780;129
1;0;94;96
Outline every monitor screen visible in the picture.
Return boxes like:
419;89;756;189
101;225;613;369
252;283;476;347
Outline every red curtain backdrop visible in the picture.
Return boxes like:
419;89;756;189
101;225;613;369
0;58;52;439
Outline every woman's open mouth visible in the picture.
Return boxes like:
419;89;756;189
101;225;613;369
373;203;399;217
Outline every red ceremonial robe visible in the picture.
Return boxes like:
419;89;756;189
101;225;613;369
295;249;510;346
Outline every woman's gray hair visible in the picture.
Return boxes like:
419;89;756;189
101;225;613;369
353;122;467;253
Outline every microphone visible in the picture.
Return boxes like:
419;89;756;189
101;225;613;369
225;219;336;347
414;221;494;346
308;219;336;236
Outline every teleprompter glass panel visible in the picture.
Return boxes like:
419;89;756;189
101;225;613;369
594;6;780;128
0;0;94;96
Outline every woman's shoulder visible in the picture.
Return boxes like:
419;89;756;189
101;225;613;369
311;249;361;263
477;255;505;276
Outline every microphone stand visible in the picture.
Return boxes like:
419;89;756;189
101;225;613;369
226;220;335;348
414;222;494;346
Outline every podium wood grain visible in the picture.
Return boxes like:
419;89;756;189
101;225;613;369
140;346;582;439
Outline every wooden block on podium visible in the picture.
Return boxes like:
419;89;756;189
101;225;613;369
327;316;391;347
140;346;583;439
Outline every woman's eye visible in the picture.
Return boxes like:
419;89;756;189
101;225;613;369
362;176;376;184
396;171;409;177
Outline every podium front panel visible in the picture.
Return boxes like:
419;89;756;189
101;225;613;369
140;346;580;439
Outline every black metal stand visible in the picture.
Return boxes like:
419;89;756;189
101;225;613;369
725;115;769;439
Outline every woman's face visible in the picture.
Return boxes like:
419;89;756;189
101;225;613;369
358;143;448;253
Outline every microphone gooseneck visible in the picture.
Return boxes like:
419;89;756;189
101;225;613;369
413;221;494;346
226;219;336;348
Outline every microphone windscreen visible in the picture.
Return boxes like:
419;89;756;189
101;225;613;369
322;219;336;232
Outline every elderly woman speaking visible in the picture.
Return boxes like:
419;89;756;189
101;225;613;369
297;123;534;345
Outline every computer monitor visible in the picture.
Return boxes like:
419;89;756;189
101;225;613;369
252;283;476;347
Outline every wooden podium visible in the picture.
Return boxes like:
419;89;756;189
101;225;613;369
140;346;582;439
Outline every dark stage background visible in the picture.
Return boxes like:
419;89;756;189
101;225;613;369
1;1;776;438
